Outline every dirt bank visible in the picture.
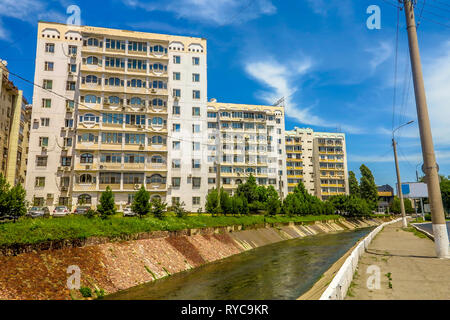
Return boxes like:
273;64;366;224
0;217;388;300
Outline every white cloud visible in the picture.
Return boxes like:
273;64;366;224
349;149;450;164
306;0;327;16
365;41;393;72
122;0;276;26
244;57;364;134
0;0;65;41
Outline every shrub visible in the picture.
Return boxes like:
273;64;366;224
132;185;151;218
205;188;220;215
84;209;97;219
79;287;92;298
424;213;432;221
97;186;116;219
173;201;187;218
150;197;167;219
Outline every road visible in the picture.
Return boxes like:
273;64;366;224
413;221;450;239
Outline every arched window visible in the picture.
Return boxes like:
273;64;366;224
86;56;98;65
151;194;162;201
129;79;143;88
151;98;165;107
130;97;143;105
149;174;164;183
152;117;163;125
78;194;92;204
151;155;163;163
85;95;99;103
79;174;93;183
83;114;97;123
80;153;94;163
109;96;120;104
151;135;164;144
86;75;98;83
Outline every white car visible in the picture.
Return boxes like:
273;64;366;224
123;206;137;217
53;206;70;217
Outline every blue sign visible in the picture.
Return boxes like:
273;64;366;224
401;184;410;195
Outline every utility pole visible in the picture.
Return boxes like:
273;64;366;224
403;0;449;258
392;138;407;228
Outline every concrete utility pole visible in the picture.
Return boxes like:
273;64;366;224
392;137;408;228
403;0;449;258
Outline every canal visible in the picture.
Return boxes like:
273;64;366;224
106;227;373;300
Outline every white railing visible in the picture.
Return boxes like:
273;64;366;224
319;218;402;300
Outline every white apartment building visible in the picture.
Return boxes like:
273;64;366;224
25;22;208;211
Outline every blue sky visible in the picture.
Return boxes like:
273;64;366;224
1;0;449;190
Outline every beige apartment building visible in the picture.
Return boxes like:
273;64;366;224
26;22;208;211
204;100;288;198
0;60;31;186
285;127;349;200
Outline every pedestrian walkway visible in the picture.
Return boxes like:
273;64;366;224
346;221;450;300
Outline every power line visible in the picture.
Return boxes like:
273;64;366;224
419;15;450;28
392;5;401;131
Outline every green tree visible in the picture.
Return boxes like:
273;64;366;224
219;188;232;215
97;186;116;219
440;176;450;214
236;174;258;204
389;196;414;214
205;188;220;215
0;174;11;217
150;197;167;219
173;201;187;218
266;191;281;216
349;171;360;197
132;185;151;218
7;183;27;222
359;164;378;210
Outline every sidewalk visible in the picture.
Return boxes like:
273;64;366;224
345;221;450;300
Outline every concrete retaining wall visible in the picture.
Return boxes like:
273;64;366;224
319;218;402;300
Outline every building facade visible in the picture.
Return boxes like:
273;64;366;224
0;60;31;186
25;22;207;211
204;100;288;199
285;127;349;200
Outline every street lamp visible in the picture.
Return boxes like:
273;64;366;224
392;120;414;228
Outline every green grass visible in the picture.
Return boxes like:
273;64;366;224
0;214;342;246
403;226;428;239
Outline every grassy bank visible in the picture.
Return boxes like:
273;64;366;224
0;214;350;246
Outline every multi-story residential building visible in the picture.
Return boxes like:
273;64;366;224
285;127;349;200
25;22;207;211
205;100;288;198
0;60;31;186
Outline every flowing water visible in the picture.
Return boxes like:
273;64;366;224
106;227;373;300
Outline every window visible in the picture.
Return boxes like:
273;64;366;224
66;81;76;91
39;137;49;147
173;55;181;64
124;153;145;163
124;133;145;145
192;90;200;99
173;123;180;132
40;118;50;126
193;197;200;205
36;156;47;167
35;177;45;187
100;153;121;163
79;174;93;184
192;57;200;65
192;142;200;150
42;98;51;108
192;177;201;188
65;119;73;128
208;178;216;184
80;153;94;164
192;124;200;133
173;72;180;80
151;155;163;164
151;135;165;144
86;56;100;65
101;132;122;144
128;59;147;71
172;159;181;168
64;137;73;147
192;107;200;116
192;159;201;169
68;64;76;72
78;194;92;205
78;133;98;143
106;38;126;50
84;95;101;103
128;41;147;52
147;174;165;184
80;113;99;124
68;45;77;55
100;172;121;184
173;89;181;98
45;43;55;53
192;73;200;82
173;106;180;115
105;57;124;68
66;100;75;109
151;117;164;127
61;156;72;166
44;61;54;71
43;80;52;89
172;177;181;187
172;141;180;150
151;45;167;54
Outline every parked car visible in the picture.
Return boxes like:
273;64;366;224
73;206;91;215
27;206;50;218
123;206;137;217
53;206;70;217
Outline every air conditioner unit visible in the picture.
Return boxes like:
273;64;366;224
85;165;91;170
64;167;70;171
121;106;126;111
41;147;47;152
58;166;64;171
47;193;54;199
61;127;66;131
134;184;140;190
151;89;157;93
139;144;144;149
62;147;68;151
99;165;104;170
61;186;68;191
68;71;74;76
70;53;77;58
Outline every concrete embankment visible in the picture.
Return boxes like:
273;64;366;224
0;217;388;300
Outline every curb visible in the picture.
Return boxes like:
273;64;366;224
411;223;435;241
319;218;402;300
